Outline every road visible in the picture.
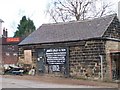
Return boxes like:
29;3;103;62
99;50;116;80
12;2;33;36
1;75;119;90
1;76;99;88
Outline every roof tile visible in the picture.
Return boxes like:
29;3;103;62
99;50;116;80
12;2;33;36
19;14;116;45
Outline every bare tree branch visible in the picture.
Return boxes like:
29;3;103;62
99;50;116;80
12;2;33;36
46;0;114;23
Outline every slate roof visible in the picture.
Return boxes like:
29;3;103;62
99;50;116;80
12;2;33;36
19;14;117;45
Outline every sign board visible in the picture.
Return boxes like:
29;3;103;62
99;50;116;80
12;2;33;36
7;38;20;42
52;65;60;71
46;48;67;64
24;50;32;64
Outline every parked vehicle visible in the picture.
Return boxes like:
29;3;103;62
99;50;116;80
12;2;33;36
4;66;24;75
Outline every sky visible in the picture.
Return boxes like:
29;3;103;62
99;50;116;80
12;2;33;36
0;0;120;37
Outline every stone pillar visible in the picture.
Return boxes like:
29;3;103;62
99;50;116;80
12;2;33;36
105;53;112;81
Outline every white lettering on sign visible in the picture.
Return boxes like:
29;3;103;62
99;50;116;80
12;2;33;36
46;48;67;64
52;65;60;71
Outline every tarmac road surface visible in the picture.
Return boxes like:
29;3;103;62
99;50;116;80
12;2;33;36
1;75;119;90
1;77;97;88
0;76;102;88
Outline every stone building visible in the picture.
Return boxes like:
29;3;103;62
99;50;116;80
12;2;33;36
19;14;120;81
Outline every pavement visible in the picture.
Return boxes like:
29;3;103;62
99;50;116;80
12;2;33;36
1;75;119;88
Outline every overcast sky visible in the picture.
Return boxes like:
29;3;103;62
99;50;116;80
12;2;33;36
0;0;120;37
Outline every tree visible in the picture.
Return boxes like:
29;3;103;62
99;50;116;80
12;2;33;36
14;16;36;37
47;0;113;23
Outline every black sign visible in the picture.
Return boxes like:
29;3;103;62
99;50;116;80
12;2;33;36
45;48;67;64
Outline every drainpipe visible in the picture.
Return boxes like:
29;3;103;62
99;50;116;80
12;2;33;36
99;55;103;80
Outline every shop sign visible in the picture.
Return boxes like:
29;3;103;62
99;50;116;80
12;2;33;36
7;38;20;42
46;48;67;64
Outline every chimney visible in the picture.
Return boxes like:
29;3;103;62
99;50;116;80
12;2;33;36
3;28;5;37
118;1;120;20
2;28;8;38
0;19;4;37
5;29;8;37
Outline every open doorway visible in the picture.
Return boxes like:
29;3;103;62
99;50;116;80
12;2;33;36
111;52;120;80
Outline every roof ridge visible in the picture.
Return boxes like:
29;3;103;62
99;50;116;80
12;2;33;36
42;13;117;26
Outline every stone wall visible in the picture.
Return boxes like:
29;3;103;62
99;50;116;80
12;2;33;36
69;40;107;80
106;41;120;53
105;40;120;81
103;16;120;39
18;47;25;65
18;39;119;81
